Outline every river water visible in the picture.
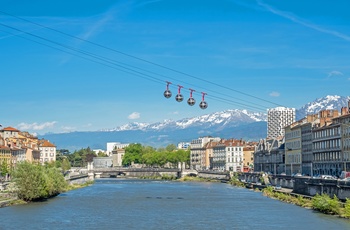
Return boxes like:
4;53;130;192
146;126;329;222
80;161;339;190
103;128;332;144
0;179;350;229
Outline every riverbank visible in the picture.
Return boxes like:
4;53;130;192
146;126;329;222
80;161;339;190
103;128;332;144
0;180;94;208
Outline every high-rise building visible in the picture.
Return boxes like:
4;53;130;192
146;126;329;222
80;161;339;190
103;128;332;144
267;107;295;139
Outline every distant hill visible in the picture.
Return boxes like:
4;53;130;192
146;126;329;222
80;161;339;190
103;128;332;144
41;95;349;151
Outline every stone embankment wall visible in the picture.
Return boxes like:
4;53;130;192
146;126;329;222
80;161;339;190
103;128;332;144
293;177;350;200
198;171;230;180
66;174;93;185
240;173;350;200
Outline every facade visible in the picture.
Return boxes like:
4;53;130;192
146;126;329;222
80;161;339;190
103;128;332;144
106;142;130;156
112;148;125;167
267;107;295;139
301;122;313;176
212;139;244;172
177;142;190;150
332;108;350;172
212;141;226;171
38;140;56;164
190;136;220;170
93;157;113;168
10;147;26;167
243;144;255;172
285;123;302;175
312;123;342;177
204;141;219;170
0;127;20;140
254;137;285;175
0;145;11;169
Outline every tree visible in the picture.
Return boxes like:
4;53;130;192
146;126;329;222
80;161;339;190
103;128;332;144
165;144;177;152
0;160;9;176
12;162;67;201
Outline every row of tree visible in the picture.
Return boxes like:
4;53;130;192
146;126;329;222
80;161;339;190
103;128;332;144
55;144;190;168
122;143;190;167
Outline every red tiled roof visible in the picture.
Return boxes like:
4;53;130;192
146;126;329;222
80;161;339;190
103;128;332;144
0;145;11;150
40;140;56;147
2;127;20;132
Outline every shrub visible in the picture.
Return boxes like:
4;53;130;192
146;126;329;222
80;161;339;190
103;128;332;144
12;162;67;201
312;194;341;215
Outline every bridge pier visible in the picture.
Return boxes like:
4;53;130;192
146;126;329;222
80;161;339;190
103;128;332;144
95;173;102;179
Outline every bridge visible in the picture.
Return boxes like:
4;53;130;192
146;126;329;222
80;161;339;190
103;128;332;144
92;167;182;178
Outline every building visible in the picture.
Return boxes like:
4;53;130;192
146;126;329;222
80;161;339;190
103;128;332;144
112;148;125;167
285;122;302;175
177;142;190;150
204;140;219;170
106;142;130;156
0;145;11;169
0;126;20;140
212;139;244;172
267;107;295;139
312;123;342;177
38;139;56;164
254;137;285;174
190;136;220;170
331;102;350;172
243;143;256;172
93;157;113;168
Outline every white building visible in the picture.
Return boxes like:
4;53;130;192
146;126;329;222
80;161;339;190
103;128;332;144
267;107;296;139
177;142;190;149
38;140;56;164
106;142;129;156
212;139;244;172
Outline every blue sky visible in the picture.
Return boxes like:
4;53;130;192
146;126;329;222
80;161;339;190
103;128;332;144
0;0;349;134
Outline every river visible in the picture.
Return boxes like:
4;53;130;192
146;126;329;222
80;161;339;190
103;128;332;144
0;179;349;229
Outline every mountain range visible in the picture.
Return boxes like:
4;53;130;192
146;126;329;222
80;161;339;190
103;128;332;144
41;95;350;151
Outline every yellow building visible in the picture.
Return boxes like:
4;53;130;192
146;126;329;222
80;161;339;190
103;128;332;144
0;145;11;170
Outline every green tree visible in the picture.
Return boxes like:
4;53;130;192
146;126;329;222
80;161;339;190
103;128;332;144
165;144;177;152
12;162;67;201
122;143;143;166
0;160;9;176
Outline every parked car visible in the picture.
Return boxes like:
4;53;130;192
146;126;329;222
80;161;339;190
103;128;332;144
280;172;286;176
294;173;302;177
275;184;282;190
321;175;336;180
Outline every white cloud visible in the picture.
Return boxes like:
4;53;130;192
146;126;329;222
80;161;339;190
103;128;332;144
269;91;280;97
128;112;140;120
17;121;57;131
328;70;344;78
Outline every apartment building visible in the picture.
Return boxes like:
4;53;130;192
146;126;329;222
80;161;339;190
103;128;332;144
267;107;295;139
254;137;285;174
243;144;255;172
332;104;350;172
285;123;302;175
190;136;220;170
212;139;244;172
38;139;56;164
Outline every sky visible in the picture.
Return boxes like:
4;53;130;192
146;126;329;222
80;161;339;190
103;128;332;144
0;0;350;134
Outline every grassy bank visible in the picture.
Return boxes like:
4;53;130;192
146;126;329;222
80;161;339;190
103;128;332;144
65;180;94;191
178;176;220;182
261;186;350;218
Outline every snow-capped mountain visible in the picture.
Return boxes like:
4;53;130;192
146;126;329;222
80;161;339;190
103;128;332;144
109;109;267;132
296;95;350;120
42;95;349;150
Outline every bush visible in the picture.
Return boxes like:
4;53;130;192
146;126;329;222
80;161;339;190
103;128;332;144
312;194;341;215
11;162;67;201
342;198;350;218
